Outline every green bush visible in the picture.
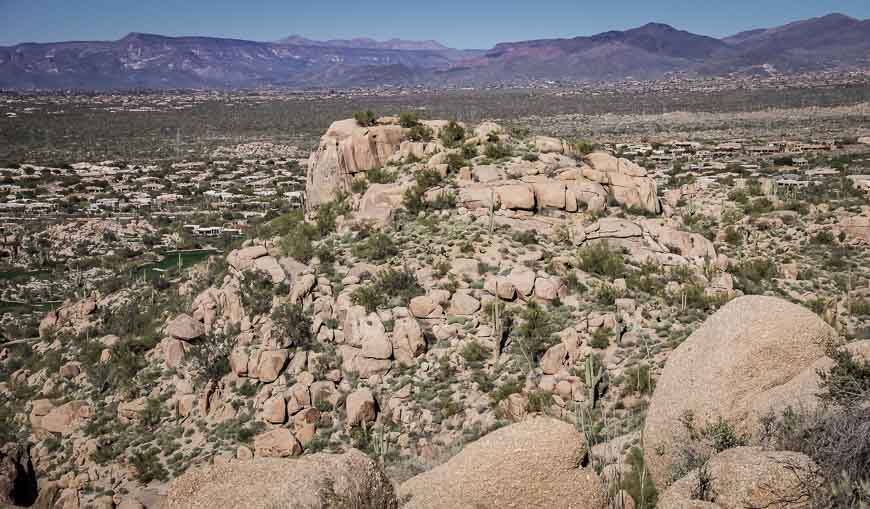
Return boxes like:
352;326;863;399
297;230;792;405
461;341;489;367
130;447;169;484
240;270;275;316
512;230;538;245
350;177;368;194
353;111;377;127
484;142;513;159
186;331;235;387
352;232;398;261
574;140;596;155
818;348;870;408
514;302;557;363
623;363;654;395
366;167;397;184
271;303;314;350
407;124;433;142
440;120;466;148
589;327;610;349
352;268;423;312
445;153;466;172
402;169;448;215
620;446;658;509
811;230;836;245
724;226;742;245
579;241;625;279
399;111;420;128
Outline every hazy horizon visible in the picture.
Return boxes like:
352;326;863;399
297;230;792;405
1;0;869;48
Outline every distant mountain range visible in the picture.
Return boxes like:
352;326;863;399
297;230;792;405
1;13;869;90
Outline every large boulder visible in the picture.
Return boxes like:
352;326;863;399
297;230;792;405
658;447;821;509
358;182;412;224
165;314;204;341
399;416;606;509
643;296;838;487
583;152;661;214
391;317;426;367
346;388;377;427
253;428;302;458
306;119;406;208
534;136;574;154
495;184;535;210
40;400;91;435
165;449;397;509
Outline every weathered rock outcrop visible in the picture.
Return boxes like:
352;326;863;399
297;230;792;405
306;119;406;208
400;416;607;509
580;218;717;266
658;447;821;509
165;449;397;509
583;152;661;214
643;296;839;487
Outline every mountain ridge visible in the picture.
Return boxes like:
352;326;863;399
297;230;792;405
1;14;869;90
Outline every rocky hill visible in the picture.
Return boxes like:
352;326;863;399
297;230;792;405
1;115;869;508
2;13;870;89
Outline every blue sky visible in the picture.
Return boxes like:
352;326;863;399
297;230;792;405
1;0;869;48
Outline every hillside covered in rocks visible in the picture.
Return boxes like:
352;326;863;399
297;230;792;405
1;114;870;508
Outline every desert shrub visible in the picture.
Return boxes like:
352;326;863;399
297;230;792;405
513;302;557;364
512;230;538;245
760;404;870;506
353;110;376;127
811;230;836;245
597;285;618;306
239;270;274;316
445;153;466;172
402;169;448;215
186;331;235;387
731;258;778;294
724;226;742;245
366;167;397;184
817;348;870;408
461;341;489;367
704;417;748;453
589;327;610;349
745;197;774;215
280;223;317;262
851;299;870;317
619;446;658;509
484;142;512;159
352;268;422;312
352;232;398;261
670;412;747;483
440;120;465;148
429;190;457;210
271;303;314;350
315;196;347;237
130;447;169;484
579;241;625;279
461;144;478;160
623;364;654;395
84;339;148;394
407;124;433;142
574;140;596;155
527;390;552;413
727;189;748;204
399;111;420;128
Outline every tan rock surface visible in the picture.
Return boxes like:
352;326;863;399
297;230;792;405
400;416;606;509
643;296;838;486
166;449;397;509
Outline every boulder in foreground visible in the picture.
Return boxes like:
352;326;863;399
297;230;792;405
399;416;607;509
165;449;397;509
